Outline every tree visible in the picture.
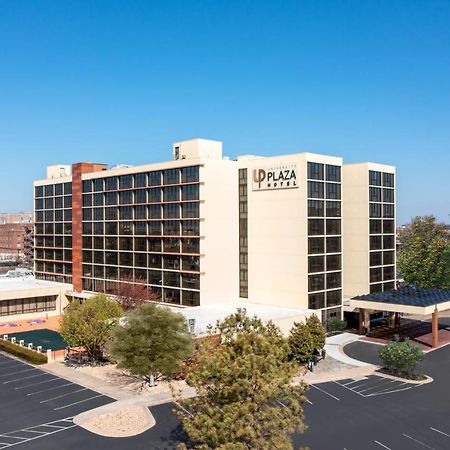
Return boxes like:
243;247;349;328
288;321;315;363
110;274;160;311
176;309;307;450
398;216;450;288
60;294;123;359
109;303;192;386
305;314;325;351
326;317;347;335
379;339;424;378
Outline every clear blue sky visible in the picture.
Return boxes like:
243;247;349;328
1;1;449;224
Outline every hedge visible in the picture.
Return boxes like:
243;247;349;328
0;339;48;365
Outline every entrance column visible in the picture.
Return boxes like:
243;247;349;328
388;311;395;328
359;309;365;335
364;309;371;334
432;307;439;349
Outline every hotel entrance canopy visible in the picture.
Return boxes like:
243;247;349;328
347;286;450;348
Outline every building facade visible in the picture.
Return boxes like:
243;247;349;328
33;139;396;320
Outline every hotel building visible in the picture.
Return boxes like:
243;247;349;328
31;139;396;323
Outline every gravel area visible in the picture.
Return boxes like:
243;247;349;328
82;405;155;437
311;355;355;374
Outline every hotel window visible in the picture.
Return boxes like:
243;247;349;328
64;182;72;195
326;272;341;289
182;238;200;254
134;253;147;268
182;184;199;201
308;200;324;217
55;197;63;208
119;252;133;266
383;204;395;218
370;220;382;234
163;186;179;202
148;222;161;235
383;173;394;187
163;271;180;287
181;166;199;183
135;173;147;188
105;222;118;235
383;251;395;265
119;206;133;220
135;205;147;219
326;237;341;253
308;274;325;292
105;177;118;191
44;185;54;197
149;270;162;285
308;292;325;309
163;204;180;219
326;165;341;182
308;256;325;273
369;170;382;186
370;235;382;250
135;189;147;204
148;238;162;252
370;203;382;218
163;169;179;185
105;192;117;206
326;254;341;271
93;208;104;221
308;219;324;236
35;186;44;197
164;238;180;253
164;255;180;270
149;188;161;203
119;222;132;235
119;237;133;251
83;194;92;207
308;181;324;199
93;179;103;192
370;252;383;266
149;171;161;186
182;220;199;236
119;191;133;205
326;219;341;235
105;207;117;220
383;220;395;234
163;289;181;305
134;221;147;235
182;273;200;290
105;252;118;265
164;221;179;235
307;162;324;180
383;189;394;203
182;203;199;218
94;222;103;235
55;183;63;195
326;183;341;200
370;267;383;283
182;256;200;272
134;237;147;252
369;187;382;202
383;235;395;249
182;291;200;307
326;201;341;218
119;175;133;189
326;290;342;307
149;205;161;219
308;237;325;255
383;265;395;281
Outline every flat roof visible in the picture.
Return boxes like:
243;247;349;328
354;286;450;308
0;276;67;294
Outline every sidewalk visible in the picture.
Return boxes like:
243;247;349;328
324;332;371;367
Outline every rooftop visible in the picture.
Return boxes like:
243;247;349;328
0;276;67;293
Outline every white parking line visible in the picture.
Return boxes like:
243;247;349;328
0;360;20;366
4;372;49;384
374;441;392;449
27;382;73;396
0;368;36;378
311;384;340;401
430;427;450;437
333;381;365;397
356;379;397;394
366;385;419;397
403;433;436;449
14;376;59;389
40;388;87;403
54;394;104;410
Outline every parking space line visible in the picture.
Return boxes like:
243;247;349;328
27;382;73;396
54;394;104;410
333;381;365;397
0;360;20;366
356;380;398;394
374;441;392;449
430;427;450;437
0;435;26;441
14;377;59;389
339;378;367;386
0;368;36;378
40;388;87;403
311;384;340;401
403;433;436;449
366;385;418;397
4;373;49;384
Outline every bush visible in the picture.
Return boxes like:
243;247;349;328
326;317;347;334
288;321;315;363
379;339;424;377
306;314;325;351
0;339;48;365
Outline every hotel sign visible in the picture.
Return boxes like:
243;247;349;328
252;163;298;191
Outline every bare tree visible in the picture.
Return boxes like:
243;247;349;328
110;274;160;311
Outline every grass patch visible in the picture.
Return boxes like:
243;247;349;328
0;339;48;365
376;367;427;381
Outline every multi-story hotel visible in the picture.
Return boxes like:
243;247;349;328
31;138;396;323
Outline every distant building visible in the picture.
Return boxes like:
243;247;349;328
0;212;33;225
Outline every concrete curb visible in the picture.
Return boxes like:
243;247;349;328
374;371;433;385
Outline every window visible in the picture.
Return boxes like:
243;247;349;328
383;235;395;249
105;192;117;205
308;237;324;254
308;256;324;273
83;194;92;207
326;290;342;307
326;201;341;217
370;267;383;283
326;254;341;271
307;162;324;180
383;220;395;234
309;274;325;292
148;238;162;252
369;187;381;202
149;205;161;219
105;222;118;235
119;237;133;251
105;177;118;191
181;184;199;201
308;292;325;309
119;252;133;266
369;170;382;186
370;235;382;250
326;165;341;182
326;237;341;253
119;222;132;235
163;204;180;219
370;203;382;218
182;220;199;236
308;181;324;199
93;179;103;192
148;222;161;235
164;238;180;253
181;166;199;183
182;203;199;218
164;221;179;235
119;206;133;220
383;172;394;187
326;219;341;235
370;220;382;234
134;237;147;252
326;183;341;199
308;200;324;217
370;252;383;266
119;175;133;189
149;171;161;186
149;188;161;203
326;272;341;289
182;291;200;307
163;186;179;202
383;265;395;281
383;251;395;265
383;189;394;203
163;169;179;185
135;173;147;187
383;204;395;218
135;189;147;204
308;219;324;236
119;191;133;205
135;205;147;219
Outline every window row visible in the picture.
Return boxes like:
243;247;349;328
35;183;72;198
35;223;72;236
369;187;395;203
82;220;200;236
309;272;342;292
369;219;395;235
369;203;395;218
308;219;341;236
0;296;57;316
83;237;199;253
307;182;341;200
369;250;395;267
35;262;72;275
308;289;342;310
308;237;341;255
307;200;341;218
370;265;396;283
370;235;395;250
35;235;72;248
81;278;200;307
308;255;342;273
35;273;72;284
35;196;72;211
35;209;72;223
83;185;199;206
82;203;200;221
370;281;396;293
307;163;341;182
35;248;72;261
83;167;199;193
369;171;394;188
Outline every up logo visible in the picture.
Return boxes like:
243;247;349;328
253;169;267;189
251;163;298;191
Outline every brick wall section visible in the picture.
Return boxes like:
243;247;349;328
71;163;107;292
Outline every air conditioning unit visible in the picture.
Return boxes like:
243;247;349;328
11;337;16;344
37;346;42;353
2;334;8;340
188;318;196;334
27;343;33;350
19;340;24;346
